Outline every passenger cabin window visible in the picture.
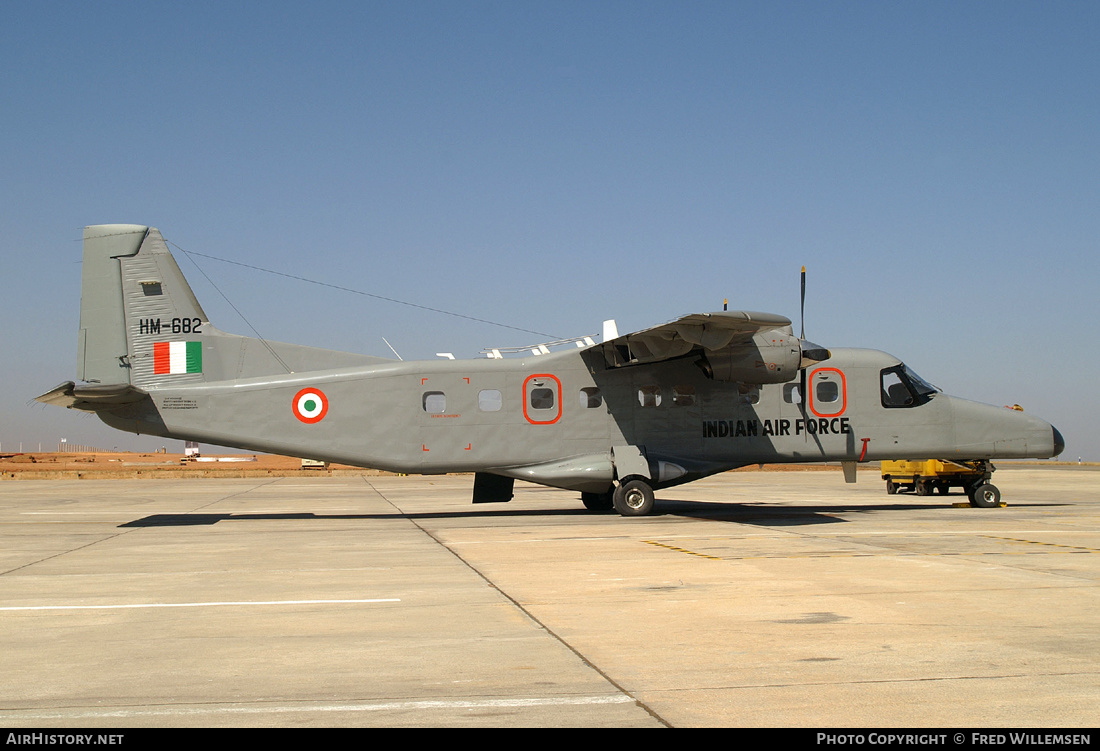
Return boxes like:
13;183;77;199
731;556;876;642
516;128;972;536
816;381;840;403
423;391;446;413
638;386;662;407
530;388;555;410
580;387;602;408
478;389;502;412
740;384;760;405
672;385;695;407
782;383;801;404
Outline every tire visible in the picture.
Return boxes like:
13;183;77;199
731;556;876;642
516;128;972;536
969;483;1001;508
915;478;929;496
613;478;655;517
581;491;614;512
886;480;898;495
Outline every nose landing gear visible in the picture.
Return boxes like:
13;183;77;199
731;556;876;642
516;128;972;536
967;481;1002;508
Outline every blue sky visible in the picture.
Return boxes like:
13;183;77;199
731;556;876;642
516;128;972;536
2;1;1097;459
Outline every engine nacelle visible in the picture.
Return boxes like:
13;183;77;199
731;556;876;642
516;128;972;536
697;332;802;384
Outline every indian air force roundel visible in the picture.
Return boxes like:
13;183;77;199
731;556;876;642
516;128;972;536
292;388;329;424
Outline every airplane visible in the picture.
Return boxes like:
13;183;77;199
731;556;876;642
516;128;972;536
37;224;1065;516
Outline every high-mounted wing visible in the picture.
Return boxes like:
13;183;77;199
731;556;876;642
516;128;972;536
604;310;791;363
601;310;826;384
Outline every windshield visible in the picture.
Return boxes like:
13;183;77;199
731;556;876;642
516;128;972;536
881;364;939;408
903;365;940;397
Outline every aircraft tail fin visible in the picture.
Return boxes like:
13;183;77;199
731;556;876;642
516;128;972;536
77;224;147;386
73;224;387;393
77;224;211;388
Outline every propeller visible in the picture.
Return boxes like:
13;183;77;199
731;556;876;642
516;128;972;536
797;266;831;368
800;266;806;340
797;266;831;412
800;266;807;414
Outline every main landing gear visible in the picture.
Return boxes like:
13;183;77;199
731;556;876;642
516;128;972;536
581;476;656;516
580;490;614;512
613;478;655;516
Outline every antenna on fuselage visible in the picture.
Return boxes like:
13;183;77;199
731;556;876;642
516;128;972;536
602;319;619;341
381;337;404;361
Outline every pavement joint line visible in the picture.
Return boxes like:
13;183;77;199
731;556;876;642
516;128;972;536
0;694;637;720
606;669;1100;693
643;540;723;559
0;598;401;611
360;476;673;728
1;479;285;577
978;535;1100;552
641;542;1098;561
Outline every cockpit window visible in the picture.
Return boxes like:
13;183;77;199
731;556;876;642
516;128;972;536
880;365;939;408
903;366;939;398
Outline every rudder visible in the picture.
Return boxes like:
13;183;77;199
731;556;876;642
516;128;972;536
78;224;211;388
117;228;209;387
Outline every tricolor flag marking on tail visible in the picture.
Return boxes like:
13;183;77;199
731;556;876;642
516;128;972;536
293;388;329;424
153;341;202;375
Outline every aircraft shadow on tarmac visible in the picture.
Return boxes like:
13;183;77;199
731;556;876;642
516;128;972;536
115;498;1064;528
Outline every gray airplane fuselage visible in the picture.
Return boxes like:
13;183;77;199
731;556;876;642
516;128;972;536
42;224;1063;509
98;340;1059;494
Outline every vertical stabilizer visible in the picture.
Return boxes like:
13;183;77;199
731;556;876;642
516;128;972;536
117;228;210;388
78;225;147;384
74;223;386;391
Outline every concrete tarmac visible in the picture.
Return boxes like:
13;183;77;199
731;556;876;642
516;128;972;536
0;467;1097;727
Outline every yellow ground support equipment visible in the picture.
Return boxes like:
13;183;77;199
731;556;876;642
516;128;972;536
881;459;1002;507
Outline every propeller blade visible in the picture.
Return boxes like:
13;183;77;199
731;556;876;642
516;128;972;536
796;267;830;395
800;266;807;413
800;265;806;340
800;368;808;415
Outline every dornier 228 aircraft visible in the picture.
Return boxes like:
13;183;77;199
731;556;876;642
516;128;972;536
38;225;1065;516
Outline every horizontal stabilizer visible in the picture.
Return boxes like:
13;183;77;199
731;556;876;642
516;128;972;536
35;381;148;411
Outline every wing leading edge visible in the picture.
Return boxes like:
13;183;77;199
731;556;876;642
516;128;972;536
603;310;793;365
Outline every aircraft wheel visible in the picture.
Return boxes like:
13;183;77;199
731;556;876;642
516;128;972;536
613;478;655;517
969;483;1002;508
886;480;898;495
581;491;614;512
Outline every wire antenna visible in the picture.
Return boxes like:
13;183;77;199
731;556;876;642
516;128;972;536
169;242;559;340
172;242;293;374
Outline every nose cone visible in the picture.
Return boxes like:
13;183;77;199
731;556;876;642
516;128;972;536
1052;426;1065;457
948;397;1065;459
